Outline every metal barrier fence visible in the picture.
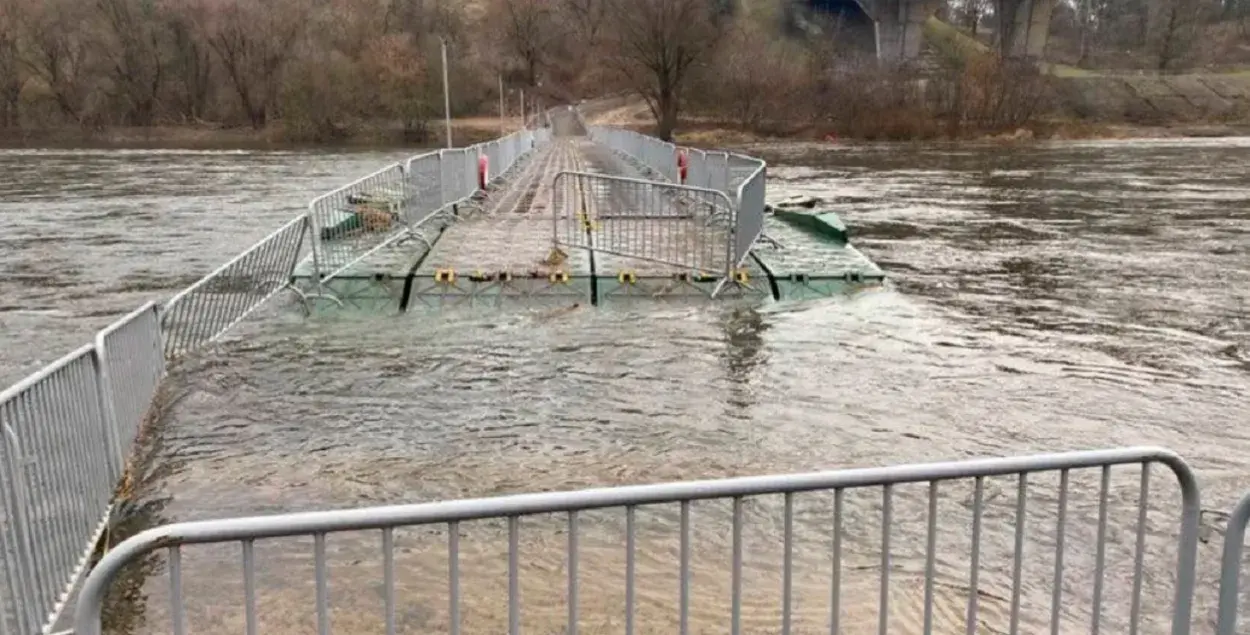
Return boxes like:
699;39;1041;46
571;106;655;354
1;303;166;635
1216;492;1250;635
160;214;311;360
587;126;768;273
553;171;736;275
306;162;410;281
65;447;1200;635
307;129;540;284
95;303;165;474
73;446;1199;635
588;126;680;183
732;160;766;268
684;148;732;195
1;125;553;635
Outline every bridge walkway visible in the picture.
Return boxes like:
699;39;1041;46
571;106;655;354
309;120;762;312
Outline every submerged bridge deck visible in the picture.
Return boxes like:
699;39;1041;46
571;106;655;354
291;127;884;312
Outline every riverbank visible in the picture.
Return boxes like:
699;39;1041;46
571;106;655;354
584;91;1250;147
3;100;1249;152
666;119;1250;148
0;116;530;150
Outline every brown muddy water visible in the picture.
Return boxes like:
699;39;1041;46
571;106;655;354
2;139;1250;634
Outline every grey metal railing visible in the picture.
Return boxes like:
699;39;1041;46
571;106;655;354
1215;491;1250;635
552;171;736;276
71;446;1200;635
0;126;552;635
1;303;165;635
732;160;766;268
307;129;541;285
588;126;768;279
160;214;311;359
683;148;733;195
588;126;681;183
306;163;408;280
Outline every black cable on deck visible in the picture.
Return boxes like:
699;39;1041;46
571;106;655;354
751;252;781;301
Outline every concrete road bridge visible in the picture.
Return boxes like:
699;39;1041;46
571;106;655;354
806;0;1057;62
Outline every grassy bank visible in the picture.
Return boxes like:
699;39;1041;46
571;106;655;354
667;118;1250;148
0;116;530;151
5;105;1248;153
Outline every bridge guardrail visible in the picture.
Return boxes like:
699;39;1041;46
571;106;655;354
71;446;1200;635
1;301;167;635
306;163;409;281
586;126;767;288
731;157;766;268
552;171;736;275
684;148;732;196
161;214;311;359
588;126;680;183
1216;492;1250;634
95;302;165;473
307;129;541;286
1;345;113;635
0;125;550;635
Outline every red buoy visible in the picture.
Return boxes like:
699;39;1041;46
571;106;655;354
478;155;489;189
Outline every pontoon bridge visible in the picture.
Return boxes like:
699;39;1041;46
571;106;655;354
2;107;1249;635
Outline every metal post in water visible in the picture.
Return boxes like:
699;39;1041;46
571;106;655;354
441;36;452;149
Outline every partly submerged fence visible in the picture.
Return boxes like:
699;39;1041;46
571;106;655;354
1;303;164;635
72;446;1203;635
587;126;767;272
307;128;538;284
552;171;737;276
0;125;550;635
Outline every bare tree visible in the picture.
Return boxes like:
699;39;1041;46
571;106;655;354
163;3;214;123
18;0;98;125
489;0;560;87
1154;0;1198;69
97;0;166;125
194;0;305;128
561;0;608;45
361;32;428;136
0;0;22;127
601;0;723;141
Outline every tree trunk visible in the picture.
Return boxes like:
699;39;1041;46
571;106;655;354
656;89;678;141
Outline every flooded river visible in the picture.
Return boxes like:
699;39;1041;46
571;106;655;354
2;138;1249;634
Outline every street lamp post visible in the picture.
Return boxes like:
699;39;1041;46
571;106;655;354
440;36;452;148
498;75;505;136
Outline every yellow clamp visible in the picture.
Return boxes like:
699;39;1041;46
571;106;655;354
434;268;456;284
577;209;596;230
733;269;750;285
549;270;570;284
469;270;488;283
617;270;637;285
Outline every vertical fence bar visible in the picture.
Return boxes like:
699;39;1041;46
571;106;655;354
1217;492;1250;635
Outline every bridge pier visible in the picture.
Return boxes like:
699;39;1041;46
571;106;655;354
1002;0;1058;58
834;0;1055;62
864;0;944;62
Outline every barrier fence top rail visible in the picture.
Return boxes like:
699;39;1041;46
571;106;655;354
71;446;1201;635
